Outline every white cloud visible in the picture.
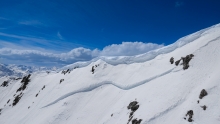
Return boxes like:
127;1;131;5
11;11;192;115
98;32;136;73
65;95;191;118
57;31;64;40
0;42;163;67
100;42;164;56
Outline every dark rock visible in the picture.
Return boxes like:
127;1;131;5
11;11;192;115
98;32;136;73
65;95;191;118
127;101;138;109
190;54;194;58
132;118;142;124
201;105;207;110
7;99;10;104
74;66;79;69
170;57;174;64
175;60;181;66
16;78;22;80
127;116;133;124
61;69;71;75
197;100;199;104
28;106;30;109
1;81;9;87
60;79;64;84
17;74;31;92
131;105;139;112
181;54;194;70
91;66;95;74
185;110;194;122
129;111;134;118
186;110;193;117
36;94;38;97
12;94;23;106
199;89;208;99
42;85;45;90
188;118;193;122
111;114;113;117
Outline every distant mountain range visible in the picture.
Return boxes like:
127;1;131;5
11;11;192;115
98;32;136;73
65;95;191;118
0;64;57;78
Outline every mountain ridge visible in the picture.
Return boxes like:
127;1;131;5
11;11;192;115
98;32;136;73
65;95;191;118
1;23;220;124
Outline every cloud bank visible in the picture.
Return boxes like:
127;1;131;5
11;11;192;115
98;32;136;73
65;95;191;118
0;42;164;67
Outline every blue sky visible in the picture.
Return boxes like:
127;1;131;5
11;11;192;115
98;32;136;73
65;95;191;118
0;0;220;67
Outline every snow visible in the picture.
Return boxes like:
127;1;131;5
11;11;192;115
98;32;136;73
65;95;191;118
1;23;220;124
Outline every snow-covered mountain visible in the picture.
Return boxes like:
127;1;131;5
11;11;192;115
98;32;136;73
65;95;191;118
1;23;220;124
0;64;57;78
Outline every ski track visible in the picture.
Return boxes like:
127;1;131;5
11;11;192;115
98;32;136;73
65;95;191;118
42;67;176;108
143;98;185;124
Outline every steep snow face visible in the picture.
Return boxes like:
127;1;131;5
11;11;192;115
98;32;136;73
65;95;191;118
1;24;220;124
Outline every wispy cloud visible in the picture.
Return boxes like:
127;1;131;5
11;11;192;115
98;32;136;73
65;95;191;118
0;42;163;67
18;20;46;26
57;31;64;40
0;32;70;52
0;17;9;20
175;1;184;7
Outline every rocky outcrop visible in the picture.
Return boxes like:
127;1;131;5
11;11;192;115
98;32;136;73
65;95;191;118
185;110;194;122
127;101;141;124
199;89;208;99
1;81;9;87
17;74;31;92
201;105;207;110
12;93;23;106
60;79;64;84
170;57;174;64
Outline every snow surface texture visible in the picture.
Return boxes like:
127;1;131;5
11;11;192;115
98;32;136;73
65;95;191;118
1;23;220;124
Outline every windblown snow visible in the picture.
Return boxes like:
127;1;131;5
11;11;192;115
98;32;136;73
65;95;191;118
1;23;220;124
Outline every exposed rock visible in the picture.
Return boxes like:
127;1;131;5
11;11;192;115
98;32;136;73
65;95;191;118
36;94;38;97
7;99;10;104
127;101;141;123
1;81;9;87
127;101;138;109
13;93;23;106
42;85;45;90
74;66;79;69
170;57;174;64
91;66;95;74
185;110;194;122
111;114;113;117
188;117;193;122
61;69;71;75
175;60;181;66
132;118;142;124
60;79;64;84
197;100;199;104
17;74;31;92
127;116;133;124
182;54;194;70
201;105;207;110
131;105;139;112
199;89;208;99
129;111;134;118
186;110;193;117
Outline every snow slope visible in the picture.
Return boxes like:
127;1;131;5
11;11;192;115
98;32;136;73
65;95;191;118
1;23;220;124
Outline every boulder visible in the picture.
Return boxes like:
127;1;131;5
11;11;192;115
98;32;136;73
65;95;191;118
199;89;208;99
